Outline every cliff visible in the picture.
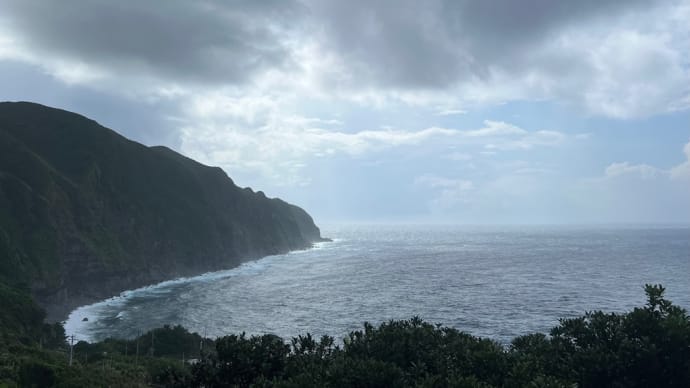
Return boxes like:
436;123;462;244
0;102;325;321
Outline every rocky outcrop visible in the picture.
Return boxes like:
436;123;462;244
0;102;326;321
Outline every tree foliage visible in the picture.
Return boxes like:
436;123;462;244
1;284;689;387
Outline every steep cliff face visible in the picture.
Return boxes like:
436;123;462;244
0;102;325;321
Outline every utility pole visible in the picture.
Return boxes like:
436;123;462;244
200;325;207;356
69;335;75;366
135;331;140;365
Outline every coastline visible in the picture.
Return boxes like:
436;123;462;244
55;226;690;349
61;239;333;340
48;238;331;324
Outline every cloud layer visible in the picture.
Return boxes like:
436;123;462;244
1;1;302;85
1;0;688;117
1;0;688;223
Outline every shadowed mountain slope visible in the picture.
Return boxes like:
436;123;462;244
0;101;325;320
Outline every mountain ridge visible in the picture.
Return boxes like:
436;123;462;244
0;101;326;321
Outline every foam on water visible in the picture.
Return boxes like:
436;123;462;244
64;246;335;342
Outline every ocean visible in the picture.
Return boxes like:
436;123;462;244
65;224;690;345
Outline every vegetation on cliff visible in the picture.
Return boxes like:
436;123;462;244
1;284;688;387
0;101;324;319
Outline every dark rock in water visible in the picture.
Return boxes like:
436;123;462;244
0;101;325;321
82;317;88;322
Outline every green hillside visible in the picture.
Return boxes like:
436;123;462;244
0;101;324;321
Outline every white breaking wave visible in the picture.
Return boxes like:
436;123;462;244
64;241;336;342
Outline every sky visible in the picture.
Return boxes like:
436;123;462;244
0;0;689;224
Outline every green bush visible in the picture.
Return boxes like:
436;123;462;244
1;284;688;387
17;360;55;388
547;284;690;387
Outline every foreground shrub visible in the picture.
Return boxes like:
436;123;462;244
189;284;689;387
547;284;690;387
2;284;688;387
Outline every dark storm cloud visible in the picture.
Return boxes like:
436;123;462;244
307;0;468;88
307;0;657;87
2;0;662;90
1;0;303;84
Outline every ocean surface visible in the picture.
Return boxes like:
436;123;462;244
65;225;690;345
